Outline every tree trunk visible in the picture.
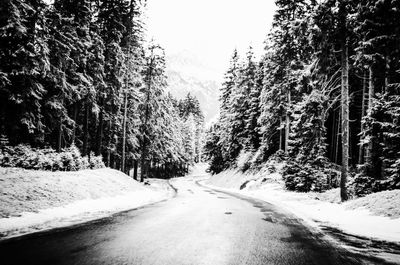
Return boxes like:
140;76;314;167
365;66;375;162
96;102;104;156
133;160;138;180
57;119;62;152
285;90;291;154
140;55;155;182
106;120;111;167
140;142;146;182
384;55;389;94
330;110;336;161
121;92;128;173
335;111;341;164
83;101;89;156
112;130;118;169
358;70;368;164
112;102;121;170
279;116;284;151
71;103;78;145
146;160;151;179
340;37;349;202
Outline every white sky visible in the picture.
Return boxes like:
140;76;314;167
145;0;276;78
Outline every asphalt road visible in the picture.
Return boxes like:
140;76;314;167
0;176;386;265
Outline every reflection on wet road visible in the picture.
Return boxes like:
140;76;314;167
0;176;396;265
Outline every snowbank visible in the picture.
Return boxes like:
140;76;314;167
205;166;400;243
0;167;174;239
346;190;400;218
246;184;400;242
206;165;283;190
188;162;209;177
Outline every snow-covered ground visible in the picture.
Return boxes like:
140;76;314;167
203;164;400;243
0;167;175;239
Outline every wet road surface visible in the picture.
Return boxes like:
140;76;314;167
0;176;394;265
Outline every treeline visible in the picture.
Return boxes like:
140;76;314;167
204;0;400;200
0;0;204;179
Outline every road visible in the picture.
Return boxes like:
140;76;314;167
0;175;386;265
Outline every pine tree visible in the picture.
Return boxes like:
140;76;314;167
178;93;205;162
0;0;50;146
97;0;128;167
271;0;315;154
354;0;400;194
219;49;239;123
258;49;282;157
120;0;144;173
226;54;249;158
311;0;360;199
218;49;240;165
139;44;166;181
244;48;261;151
203;123;226;174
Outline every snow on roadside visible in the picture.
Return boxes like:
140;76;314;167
346;189;400;218
188;163;209;177
204;166;400;243
247;184;400;242
0;167;174;239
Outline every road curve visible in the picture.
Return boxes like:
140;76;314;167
0;175;378;265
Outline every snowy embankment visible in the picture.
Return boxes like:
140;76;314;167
0;167;175;239
204;164;400;243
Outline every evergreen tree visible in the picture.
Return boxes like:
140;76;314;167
205;0;400;196
139;44;166;181
0;0;50;145
203;123;226;174
243;47;260;151
98;0;127;167
354;0;400;194
0;0;197;178
218;49;241;164
178;93;205;162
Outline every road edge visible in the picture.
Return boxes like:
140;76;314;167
197;179;400;265
0;179;178;242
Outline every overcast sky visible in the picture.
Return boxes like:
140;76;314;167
145;0;276;78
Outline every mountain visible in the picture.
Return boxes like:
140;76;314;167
165;50;220;123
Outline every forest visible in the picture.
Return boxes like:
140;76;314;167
204;0;400;201
0;0;204;179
